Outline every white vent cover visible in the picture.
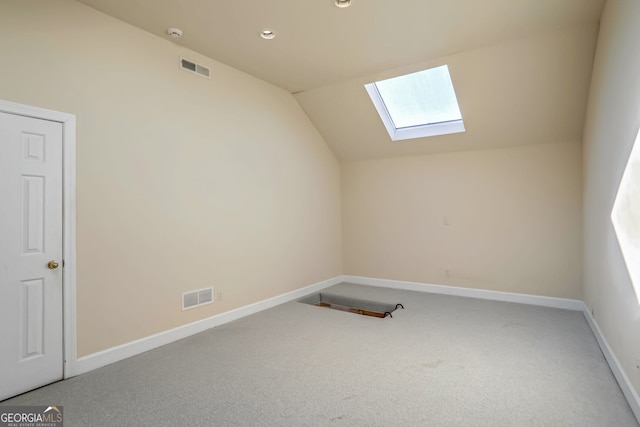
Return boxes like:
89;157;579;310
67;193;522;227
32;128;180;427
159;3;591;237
182;287;214;310
180;58;211;79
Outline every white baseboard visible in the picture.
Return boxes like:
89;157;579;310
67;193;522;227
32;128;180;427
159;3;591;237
344;275;639;423
74;275;581;375
582;304;640;422
342;275;585;311
75;275;343;375
74;273;639;425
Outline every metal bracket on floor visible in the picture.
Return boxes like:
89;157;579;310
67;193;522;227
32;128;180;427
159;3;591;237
383;303;404;318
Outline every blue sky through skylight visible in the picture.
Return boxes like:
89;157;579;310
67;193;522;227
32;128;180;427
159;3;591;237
374;65;462;129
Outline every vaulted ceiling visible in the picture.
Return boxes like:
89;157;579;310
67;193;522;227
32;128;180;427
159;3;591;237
74;0;605;160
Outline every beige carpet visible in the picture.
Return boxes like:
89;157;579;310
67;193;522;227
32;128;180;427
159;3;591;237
2;283;638;426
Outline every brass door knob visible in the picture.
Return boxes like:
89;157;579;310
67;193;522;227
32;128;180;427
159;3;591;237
47;260;60;270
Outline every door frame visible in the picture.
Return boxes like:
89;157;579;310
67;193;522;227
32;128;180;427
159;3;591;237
0;99;77;379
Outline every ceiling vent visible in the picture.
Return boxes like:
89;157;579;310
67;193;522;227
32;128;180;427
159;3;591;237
180;58;211;79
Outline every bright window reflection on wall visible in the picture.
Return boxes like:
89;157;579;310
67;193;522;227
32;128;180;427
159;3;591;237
611;127;640;305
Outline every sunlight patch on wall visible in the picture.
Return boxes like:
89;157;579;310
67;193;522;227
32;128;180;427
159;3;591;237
611;128;640;305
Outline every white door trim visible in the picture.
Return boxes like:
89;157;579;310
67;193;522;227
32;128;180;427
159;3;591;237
0;99;77;379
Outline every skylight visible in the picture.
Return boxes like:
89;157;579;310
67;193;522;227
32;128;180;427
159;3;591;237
365;65;465;141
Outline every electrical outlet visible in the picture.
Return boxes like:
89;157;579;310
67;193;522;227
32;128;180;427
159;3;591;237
216;291;223;302
635;356;640;372
445;269;451;278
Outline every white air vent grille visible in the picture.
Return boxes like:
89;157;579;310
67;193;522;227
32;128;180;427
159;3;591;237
180;57;211;79
182;287;214;310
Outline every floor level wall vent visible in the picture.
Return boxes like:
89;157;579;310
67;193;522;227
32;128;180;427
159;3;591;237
182;287;214;310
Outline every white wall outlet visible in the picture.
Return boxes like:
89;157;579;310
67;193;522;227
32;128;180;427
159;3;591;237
445;269;451;278
216;291;223;302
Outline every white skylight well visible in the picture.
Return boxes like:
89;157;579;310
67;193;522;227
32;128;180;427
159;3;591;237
365;65;465;141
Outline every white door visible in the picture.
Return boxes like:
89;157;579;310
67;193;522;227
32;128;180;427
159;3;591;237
0;112;64;401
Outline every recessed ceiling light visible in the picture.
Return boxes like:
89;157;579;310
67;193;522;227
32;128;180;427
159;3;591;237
260;29;276;40
334;0;351;8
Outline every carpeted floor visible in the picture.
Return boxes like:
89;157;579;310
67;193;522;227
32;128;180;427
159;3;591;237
2;283;638;426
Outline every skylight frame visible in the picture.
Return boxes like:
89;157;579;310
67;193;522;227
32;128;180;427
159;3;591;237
365;65;465;141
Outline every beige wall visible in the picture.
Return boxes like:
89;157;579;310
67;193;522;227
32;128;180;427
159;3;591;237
0;0;342;356
343;141;583;299
583;0;640;397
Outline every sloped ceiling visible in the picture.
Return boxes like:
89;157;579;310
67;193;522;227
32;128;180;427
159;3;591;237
74;0;605;160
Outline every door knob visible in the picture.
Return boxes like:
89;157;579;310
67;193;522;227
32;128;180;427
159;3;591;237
47;260;59;270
